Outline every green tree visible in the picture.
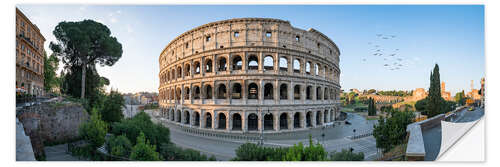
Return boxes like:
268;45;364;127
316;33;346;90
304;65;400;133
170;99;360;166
110;111;170;147
367;89;377;94
455;90;466;106
79;108;108;149
50;19;123;99
330;149;364;161
415;98;427;112
373;111;415;153
99;90;125;123
130;132;162;161
43;52;60;93
107;134;132;158
368;98;377;116
426;64;444;117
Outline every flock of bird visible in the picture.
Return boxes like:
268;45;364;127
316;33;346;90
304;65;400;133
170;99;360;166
362;34;405;71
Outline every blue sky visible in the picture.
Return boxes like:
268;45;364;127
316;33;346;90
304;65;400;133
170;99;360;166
17;5;484;95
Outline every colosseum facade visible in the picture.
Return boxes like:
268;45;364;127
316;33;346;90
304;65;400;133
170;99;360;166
158;18;341;134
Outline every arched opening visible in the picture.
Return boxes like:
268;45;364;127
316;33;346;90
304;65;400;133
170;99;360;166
205;85;213;99
218;113;226;130
232;55;242;70
305;61;311;74
316;111;321;125
316;87;322;100
194;61;201;74
248;83;258;99
193;86;200;99
264;55;274;71
205;113;212;128
171;69;175;80
324;110;328;123
293;59;301;73
217;84;227;99
232;113;242;130
185;64;191;76
232;83;242;99
294;85;301;100
170;110;174;121
264;113;274;131
248;113;258;131
264;83;274;100
306;111;312;127
279;57;288;72
184;111;190;125
176;88;182;100
314;63;319;76
184;87;190;100
194;112;200;126
280;84;288;100
177;110;181;123
279;113;288;130
248;55;259;70
324;88;329;100
177;66;182;78
218;57;227;71
205;59;213;73
306;86;312;100
294;112;301;128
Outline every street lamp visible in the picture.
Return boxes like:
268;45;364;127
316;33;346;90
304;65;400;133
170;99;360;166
259;107;270;146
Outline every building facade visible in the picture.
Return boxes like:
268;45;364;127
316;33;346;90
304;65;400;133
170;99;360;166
158;18;341;133
16;8;46;96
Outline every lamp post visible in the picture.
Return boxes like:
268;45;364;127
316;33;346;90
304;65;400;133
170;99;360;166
259;107;270;146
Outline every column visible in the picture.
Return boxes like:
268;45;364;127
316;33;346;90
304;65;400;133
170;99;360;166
312;111;317;128
288;112;294;130
274;112;279;132
242;111;248;132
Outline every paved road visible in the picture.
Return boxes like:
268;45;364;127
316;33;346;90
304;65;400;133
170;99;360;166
44;144;83;161
150;112;380;160
422;107;484;161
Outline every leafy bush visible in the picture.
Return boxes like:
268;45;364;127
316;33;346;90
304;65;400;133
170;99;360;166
107;134;133;157
330;149;364;161
158;142;216;161
98;90;125;123
373;111;415;153
130;132;162;161
79;108;108;149
110;111;170;146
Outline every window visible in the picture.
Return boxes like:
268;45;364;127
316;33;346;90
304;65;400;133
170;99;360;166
317;42;320;48
186;43;189;48
234;31;239;37
305;62;311;74
266;31;272;38
295;35;300;42
248;55;259;70
279;57;288;71
206;35;211;42
264;55;274;71
293;59;300;73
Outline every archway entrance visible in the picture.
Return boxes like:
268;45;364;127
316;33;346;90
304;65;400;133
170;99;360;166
205;113;212;128
280;113;288;130
248;113;258;131
185;111;190;125
306;111;312;127
264;113;274;131
294;112;301;128
218;113;226;130
232;113;242;130
194;112;200;126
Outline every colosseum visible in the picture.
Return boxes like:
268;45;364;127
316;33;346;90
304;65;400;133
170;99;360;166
158;18;341;134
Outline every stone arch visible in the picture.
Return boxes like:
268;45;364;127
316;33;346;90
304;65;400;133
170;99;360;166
218;112;227;130
232;55;242;70
194;111;200;126
294;112;301;128
232;113;242;130
305;61;311;74
217;57;227;71
248;82;258;99
177;66;182;78
264;113;274;131
306;86;313;100
294;84;301;100
217;83;227;99
316;110;322;125
176;109;182;123
293;58;301;73
193;85;201;99
279;113;288;130
171;68;176;80
184;110;190;125
306;111;312;127
205;59;213;73
205;84;213;99
264;83;274;100
194;61;201;74
279;83;288;100
185;63;191;76
247;54;259;70
170;109;175;121
184;86;190;100
324;87;329;100
264;55;274;71
176;87;182;100
279;56;288;71
324;110;328;123
205;112;212;128
232;82;242;99
247;113;258;131
316;86;322;100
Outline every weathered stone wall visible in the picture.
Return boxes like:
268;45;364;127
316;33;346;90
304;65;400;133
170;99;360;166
17;101;89;160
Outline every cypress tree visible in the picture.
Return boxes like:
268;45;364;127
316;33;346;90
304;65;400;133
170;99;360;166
426;64;443;117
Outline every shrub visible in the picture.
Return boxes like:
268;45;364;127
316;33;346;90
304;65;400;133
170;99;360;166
107;134;133;158
330;149;364;161
79;108;108;149
130;132;162;161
